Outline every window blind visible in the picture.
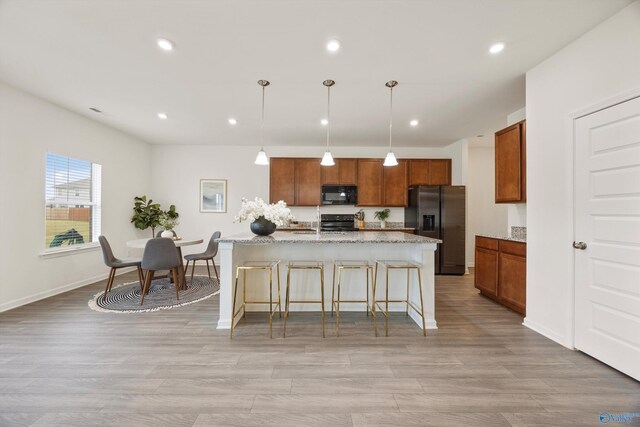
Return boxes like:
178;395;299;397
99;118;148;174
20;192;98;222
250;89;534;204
45;153;102;249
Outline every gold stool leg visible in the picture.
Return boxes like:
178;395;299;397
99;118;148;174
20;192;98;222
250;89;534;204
385;267;390;337
320;266;325;338
243;269;247;319
269;267;273;339
405;268;410;316
283;266;291;338
331;263;336;317
372;263;378;337
417;268;426;337
230;268;241;339
335;266;342;337
277;264;282;318
366;266;370;316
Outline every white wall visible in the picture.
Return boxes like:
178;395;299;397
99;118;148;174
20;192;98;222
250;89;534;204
525;1;640;347
150;143;467;258
0;83;152;311
466;145;508;266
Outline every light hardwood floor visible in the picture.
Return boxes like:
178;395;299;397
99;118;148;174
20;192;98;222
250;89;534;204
0;268;638;426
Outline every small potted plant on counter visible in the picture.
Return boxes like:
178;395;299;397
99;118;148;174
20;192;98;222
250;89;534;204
374;208;391;229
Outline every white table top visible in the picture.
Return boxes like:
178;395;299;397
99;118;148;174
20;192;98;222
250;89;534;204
126;238;204;249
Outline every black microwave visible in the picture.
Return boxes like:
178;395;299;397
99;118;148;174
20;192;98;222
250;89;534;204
321;185;358;205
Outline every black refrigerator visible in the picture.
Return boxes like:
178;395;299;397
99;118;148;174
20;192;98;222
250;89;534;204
405;186;466;275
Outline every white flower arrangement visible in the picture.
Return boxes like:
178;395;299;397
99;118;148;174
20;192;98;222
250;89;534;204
234;197;294;227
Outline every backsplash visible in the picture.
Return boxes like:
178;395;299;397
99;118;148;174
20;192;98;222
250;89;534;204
288;220;407;229
510;226;527;240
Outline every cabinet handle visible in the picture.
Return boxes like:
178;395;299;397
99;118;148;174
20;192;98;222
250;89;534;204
572;241;587;250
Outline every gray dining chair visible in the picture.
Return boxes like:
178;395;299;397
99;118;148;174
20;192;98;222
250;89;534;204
184;231;221;285
140;238;183;305
99;235;144;300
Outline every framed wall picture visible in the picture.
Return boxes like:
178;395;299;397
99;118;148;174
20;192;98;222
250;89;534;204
200;179;227;213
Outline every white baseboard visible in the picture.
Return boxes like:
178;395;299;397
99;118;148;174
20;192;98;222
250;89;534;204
467;262;475;268
523;317;574;350
0;267;136;313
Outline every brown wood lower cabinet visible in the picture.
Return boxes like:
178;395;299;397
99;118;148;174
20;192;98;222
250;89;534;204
474;236;526;315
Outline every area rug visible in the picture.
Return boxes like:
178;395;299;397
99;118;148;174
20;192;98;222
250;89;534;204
88;275;219;313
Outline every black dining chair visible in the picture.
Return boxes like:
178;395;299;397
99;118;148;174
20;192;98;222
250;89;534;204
140;238;183;305
98;235;144;300
184;231;221;286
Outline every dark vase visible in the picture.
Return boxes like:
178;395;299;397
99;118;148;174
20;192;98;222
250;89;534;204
250;216;277;236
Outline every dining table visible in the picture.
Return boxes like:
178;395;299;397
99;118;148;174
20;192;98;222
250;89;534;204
126;237;204;290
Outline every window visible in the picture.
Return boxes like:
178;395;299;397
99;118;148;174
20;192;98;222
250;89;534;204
45;153;101;249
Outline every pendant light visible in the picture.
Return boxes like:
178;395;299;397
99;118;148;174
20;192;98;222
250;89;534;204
383;80;399;166
320;79;336;166
254;79;270;165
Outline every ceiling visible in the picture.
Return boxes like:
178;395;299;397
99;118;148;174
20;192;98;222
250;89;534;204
0;0;632;147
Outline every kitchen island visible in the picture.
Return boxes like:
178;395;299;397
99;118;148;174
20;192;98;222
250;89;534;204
216;231;441;332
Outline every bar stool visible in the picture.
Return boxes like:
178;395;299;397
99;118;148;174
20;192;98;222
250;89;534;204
230;260;281;339
372;260;426;337
331;260;374;337
284;261;325;338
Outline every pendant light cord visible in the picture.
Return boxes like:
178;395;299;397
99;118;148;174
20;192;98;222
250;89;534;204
389;85;393;152
260;84;265;150
326;85;331;150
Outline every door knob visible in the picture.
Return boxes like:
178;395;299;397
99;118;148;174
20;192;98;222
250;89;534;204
573;241;587;250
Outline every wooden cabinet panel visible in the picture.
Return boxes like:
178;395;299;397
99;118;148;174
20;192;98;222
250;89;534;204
356;159;383;206
295;158;321;206
269;158;295;205
338;159;357;185
408;159;430;185
498;252;526;314
383;159;408;206
321;163;340;185
475;248;499;297
321;158;358;185
499;240;526;257
475;236;526;315
495;121;526;203
408;159;451;186
476;236;499;251
428;159;452;185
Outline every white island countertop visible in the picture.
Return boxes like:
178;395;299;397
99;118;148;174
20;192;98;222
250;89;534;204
217;231;441;245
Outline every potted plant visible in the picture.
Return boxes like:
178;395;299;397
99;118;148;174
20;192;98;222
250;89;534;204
131;196;180;237
234;197;294;236
374;208;391;228
159;214;180;239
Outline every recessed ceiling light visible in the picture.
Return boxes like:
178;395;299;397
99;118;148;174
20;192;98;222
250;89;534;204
326;39;340;52
156;38;175;51
321;118;328;126
410;119;419;127
228;118;238;125
157;112;168;120
489;42;505;54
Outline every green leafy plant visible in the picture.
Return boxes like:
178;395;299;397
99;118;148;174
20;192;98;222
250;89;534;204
374;208;391;221
131;196;179;237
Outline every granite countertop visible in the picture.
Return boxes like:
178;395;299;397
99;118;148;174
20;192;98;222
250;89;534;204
218;231;441;245
476;234;526;243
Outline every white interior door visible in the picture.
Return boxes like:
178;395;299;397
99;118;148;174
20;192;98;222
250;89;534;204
575;96;640;381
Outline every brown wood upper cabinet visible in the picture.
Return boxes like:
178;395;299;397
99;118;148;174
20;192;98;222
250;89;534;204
321;158;357;185
269;158;295;205
383;159;408;206
269;158;320;206
408;159;452;186
356;159;383;206
495;120;526;203
271;156;452;207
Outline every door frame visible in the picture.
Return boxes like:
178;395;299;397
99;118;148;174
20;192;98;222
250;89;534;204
568;86;640;350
